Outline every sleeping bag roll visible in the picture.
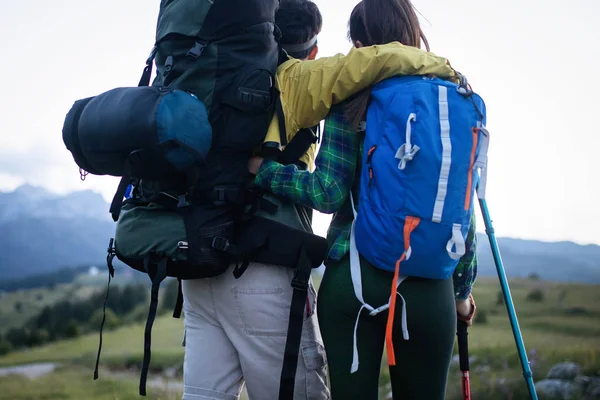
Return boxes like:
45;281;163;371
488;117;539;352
62;86;213;178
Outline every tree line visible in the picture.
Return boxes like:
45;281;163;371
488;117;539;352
0;278;179;356
0;265;92;292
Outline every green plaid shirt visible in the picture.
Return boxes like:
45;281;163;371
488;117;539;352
254;106;477;300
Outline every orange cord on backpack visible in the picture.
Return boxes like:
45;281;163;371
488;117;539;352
386;216;420;366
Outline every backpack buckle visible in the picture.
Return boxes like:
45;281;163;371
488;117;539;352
163;55;174;77
456;74;473;96
212;236;231;252
291;268;310;291
106;238;116;278
177;194;189;208
187;40;207;61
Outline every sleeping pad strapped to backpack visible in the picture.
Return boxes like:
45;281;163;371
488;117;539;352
61;0;327;398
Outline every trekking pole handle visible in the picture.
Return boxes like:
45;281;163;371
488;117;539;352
457;320;471;400
457;320;469;372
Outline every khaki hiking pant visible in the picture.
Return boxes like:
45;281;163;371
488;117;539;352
181;262;330;400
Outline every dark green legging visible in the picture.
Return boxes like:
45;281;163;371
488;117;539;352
317;256;457;400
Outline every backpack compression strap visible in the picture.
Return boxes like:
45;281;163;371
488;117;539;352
278;246;312;400
139;255;168;396
93;239;117;380
108;49;159;222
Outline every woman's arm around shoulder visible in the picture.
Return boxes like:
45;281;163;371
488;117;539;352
252;107;359;214
276;42;457;137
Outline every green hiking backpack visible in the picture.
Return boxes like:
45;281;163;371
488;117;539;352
61;0;326;398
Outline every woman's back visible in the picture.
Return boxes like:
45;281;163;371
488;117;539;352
321;1;479;398
252;0;478;398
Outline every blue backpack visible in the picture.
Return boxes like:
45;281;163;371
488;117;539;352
347;74;489;372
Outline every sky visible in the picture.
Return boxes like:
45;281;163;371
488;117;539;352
0;0;598;246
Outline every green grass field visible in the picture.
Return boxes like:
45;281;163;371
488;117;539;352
0;276;598;399
0;366;182;400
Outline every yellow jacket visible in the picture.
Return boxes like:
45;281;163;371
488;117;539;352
265;41;457;169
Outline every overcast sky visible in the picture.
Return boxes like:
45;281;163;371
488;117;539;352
0;0;598;245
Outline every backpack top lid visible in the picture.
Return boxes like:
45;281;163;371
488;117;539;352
156;0;280;42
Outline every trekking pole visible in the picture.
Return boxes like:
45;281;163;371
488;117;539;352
478;197;539;400
456;320;471;400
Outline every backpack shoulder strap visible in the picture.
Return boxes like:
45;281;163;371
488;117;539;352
277;125;319;167
274;92;288;147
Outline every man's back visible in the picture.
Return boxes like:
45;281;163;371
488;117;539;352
181;1;331;400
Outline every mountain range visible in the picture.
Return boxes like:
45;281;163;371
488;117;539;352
0;184;599;284
0;185;115;281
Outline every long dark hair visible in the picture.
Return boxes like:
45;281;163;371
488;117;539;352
344;0;430;131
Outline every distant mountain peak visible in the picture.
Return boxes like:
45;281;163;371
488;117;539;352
11;184;55;199
0;184;111;223
67;188;107;202
0;184;116;281
4;184;107;206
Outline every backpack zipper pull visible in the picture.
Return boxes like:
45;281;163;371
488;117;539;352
163;55;174;77
367;146;377;186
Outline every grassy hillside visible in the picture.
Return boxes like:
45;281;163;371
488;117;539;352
0;312;185;369
0;276;598;399
0;271;144;335
0;283;98;335
440;277;600;399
